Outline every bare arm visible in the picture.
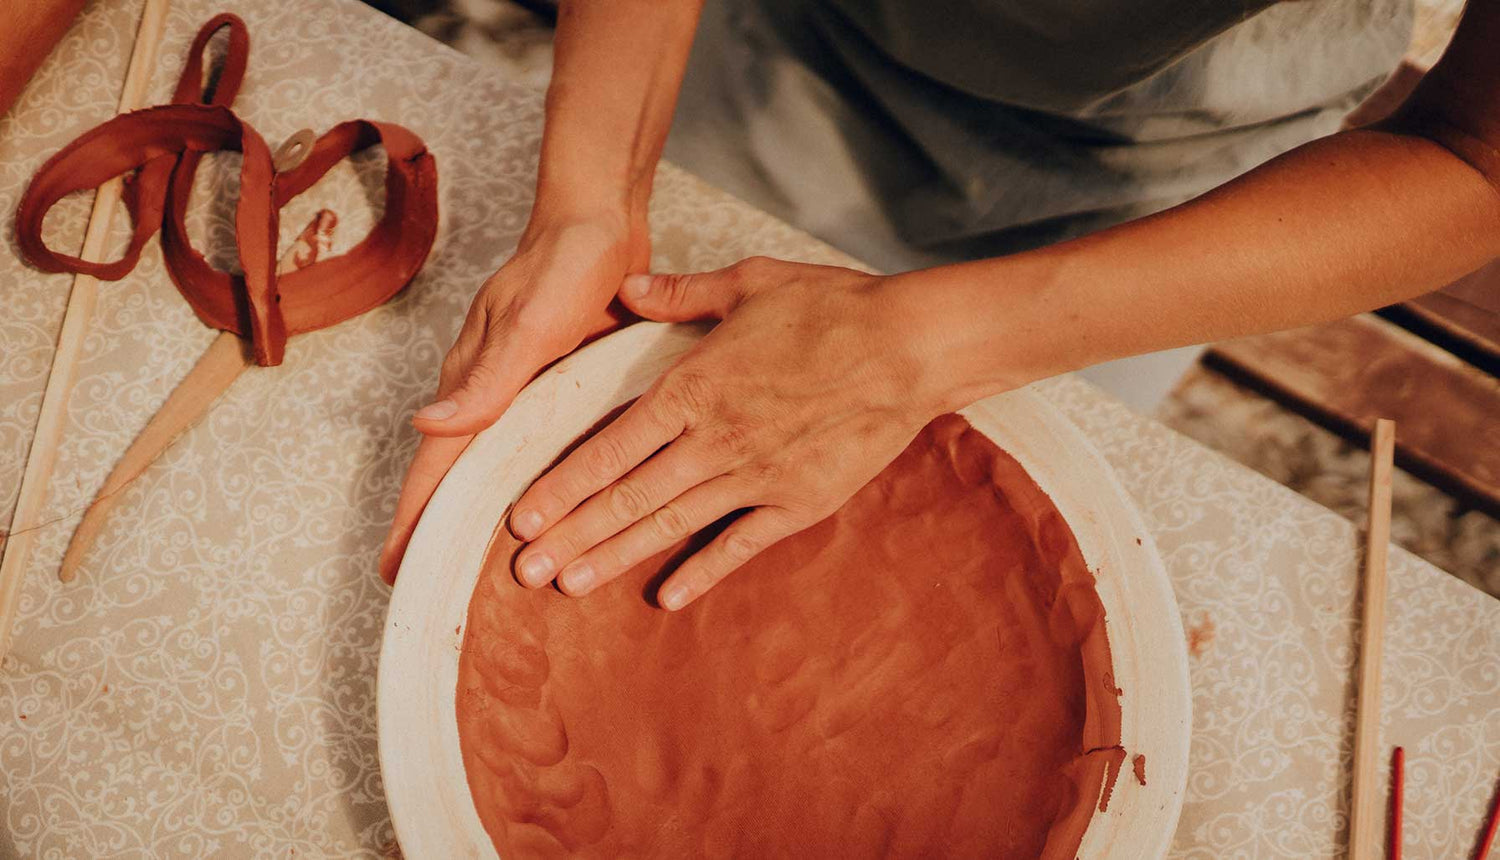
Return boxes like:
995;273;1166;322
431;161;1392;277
909;0;1500;403
380;0;702;582
502;0;1500;608
528;0;704;236
0;0;88;118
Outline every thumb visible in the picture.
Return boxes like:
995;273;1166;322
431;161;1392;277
619;260;763;321
413;332;532;437
379;432;471;584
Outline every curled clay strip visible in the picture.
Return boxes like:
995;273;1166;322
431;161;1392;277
14;13;440;366
12;14;439;582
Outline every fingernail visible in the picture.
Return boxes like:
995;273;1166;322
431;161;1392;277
621;274;652;299
561;563;595;594
660;584;688;611
511;508;544;539
517;552;554;587
414;399;458;421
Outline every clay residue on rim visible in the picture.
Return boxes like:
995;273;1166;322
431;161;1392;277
455;413;1123;858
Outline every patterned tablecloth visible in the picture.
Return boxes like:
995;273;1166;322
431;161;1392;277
1;1;1496;857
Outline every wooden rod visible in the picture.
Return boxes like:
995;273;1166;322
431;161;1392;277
0;0;171;661
1349;417;1397;859
55;209;337;583
57;332;250;583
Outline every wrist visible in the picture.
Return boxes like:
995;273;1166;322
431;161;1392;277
876;253;1084;413
528;184;646;239
531;141;654;253
520;196;651;271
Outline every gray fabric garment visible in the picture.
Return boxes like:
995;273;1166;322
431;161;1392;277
666;0;1413;271
663;0;1411;411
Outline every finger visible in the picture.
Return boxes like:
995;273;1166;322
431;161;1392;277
555;476;746;596
414;312;538;438
657;507;805;610
514;439;718;588
510;392;685;543
379;432;473;584
617;256;776;322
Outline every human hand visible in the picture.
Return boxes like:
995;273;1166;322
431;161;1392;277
379;214;648;583
506;256;967;609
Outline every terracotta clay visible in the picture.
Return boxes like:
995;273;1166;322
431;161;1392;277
456;414;1123;858
13;14;439;367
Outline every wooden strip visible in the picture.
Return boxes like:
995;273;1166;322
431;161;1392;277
0;0;171;660
1205;314;1500;518
57;333;250;583
56;209;336;583
1349;419;1396;860
1379;261;1500;377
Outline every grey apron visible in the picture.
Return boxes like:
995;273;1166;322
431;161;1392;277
667;0;1410;269
663;0;1411;407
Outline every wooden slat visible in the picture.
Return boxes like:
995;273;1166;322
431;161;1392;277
1349;419;1395;860
1379;260;1500;376
0;0;172;660
1205;314;1500;518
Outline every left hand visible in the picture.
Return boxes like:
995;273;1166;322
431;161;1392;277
506;256;958;610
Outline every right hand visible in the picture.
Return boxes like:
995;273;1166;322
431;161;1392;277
378;213;649;583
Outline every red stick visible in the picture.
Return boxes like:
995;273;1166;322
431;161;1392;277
1391;747;1404;860
1477;767;1500;860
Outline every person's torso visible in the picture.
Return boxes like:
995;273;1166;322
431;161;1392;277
672;0;1413;263
821;0;1275;115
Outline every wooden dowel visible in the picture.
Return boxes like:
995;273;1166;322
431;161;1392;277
57;333;250;583
0;0;171;662
1349;417;1396;860
56;209;336;583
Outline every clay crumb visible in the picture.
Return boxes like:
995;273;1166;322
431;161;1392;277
1102;671;1123;697
18;714;26;720
1187;615;1216;658
1132;753;1147;786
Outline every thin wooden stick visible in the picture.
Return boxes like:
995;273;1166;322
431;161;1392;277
1478;768;1500;860
0;0;171;661
57;332;250;583
1391;746;1404;860
55;209;337;583
1350;417;1397;860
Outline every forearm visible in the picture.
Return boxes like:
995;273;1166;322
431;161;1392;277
897;0;1500;407
0;0;88;118
530;0;703;231
896;125;1500;407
